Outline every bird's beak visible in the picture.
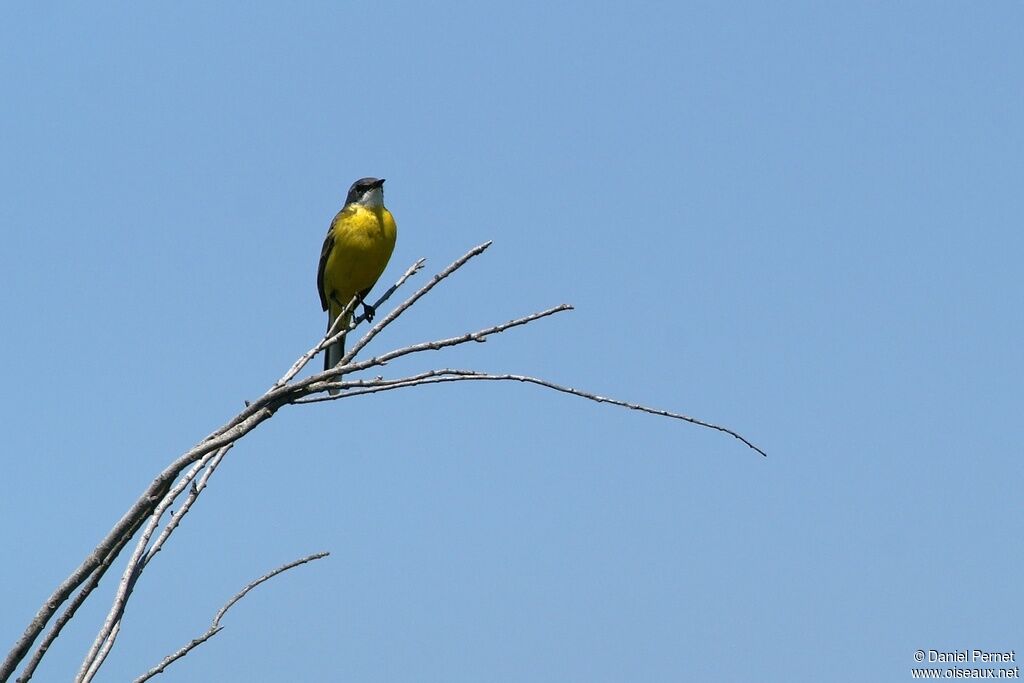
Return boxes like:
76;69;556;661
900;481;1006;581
374;178;386;188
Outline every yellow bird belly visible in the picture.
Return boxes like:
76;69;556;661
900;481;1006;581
323;205;397;316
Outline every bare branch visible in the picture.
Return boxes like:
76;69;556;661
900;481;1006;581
4;240;765;682
132;552;330;683
303;369;767;457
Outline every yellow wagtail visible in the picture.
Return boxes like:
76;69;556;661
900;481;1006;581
317;177;397;392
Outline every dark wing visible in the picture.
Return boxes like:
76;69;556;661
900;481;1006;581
316;224;335;312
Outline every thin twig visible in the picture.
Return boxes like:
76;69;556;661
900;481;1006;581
302;369;767;457
132;552;329;683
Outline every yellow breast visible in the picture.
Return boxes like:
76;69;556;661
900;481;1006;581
323;205;397;312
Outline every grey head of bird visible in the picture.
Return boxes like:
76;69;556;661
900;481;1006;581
346;177;386;208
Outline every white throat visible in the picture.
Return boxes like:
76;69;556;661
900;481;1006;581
358;187;384;208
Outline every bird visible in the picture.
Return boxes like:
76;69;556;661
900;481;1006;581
317;177;397;393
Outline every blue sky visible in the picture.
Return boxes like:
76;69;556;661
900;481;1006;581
1;3;1021;681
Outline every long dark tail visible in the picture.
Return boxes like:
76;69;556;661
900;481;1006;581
324;310;348;396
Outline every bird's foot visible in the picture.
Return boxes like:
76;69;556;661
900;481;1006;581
361;302;376;322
